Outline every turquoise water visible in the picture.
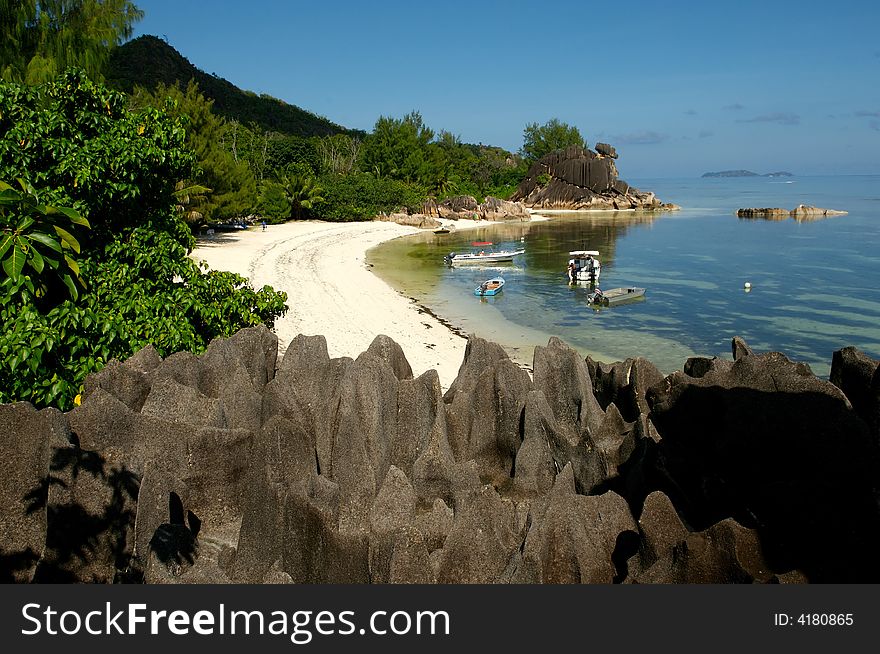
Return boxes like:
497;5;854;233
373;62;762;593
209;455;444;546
366;176;880;376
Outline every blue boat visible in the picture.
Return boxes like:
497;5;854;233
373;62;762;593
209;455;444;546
475;277;505;296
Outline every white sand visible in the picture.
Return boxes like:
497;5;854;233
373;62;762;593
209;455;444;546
191;220;477;388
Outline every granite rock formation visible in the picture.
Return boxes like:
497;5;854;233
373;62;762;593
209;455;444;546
737;205;848;220
2;329;878;583
376;195;531;228
512;145;677;211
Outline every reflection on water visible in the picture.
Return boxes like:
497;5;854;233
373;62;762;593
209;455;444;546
367;176;880;376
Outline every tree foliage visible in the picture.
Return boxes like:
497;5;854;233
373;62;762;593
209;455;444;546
520;118;586;162
1;0;143;84
0;71;287;410
131;80;256;222
317;173;424;222
0;178;90;303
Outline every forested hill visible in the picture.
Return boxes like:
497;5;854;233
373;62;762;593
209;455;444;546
106;35;355;138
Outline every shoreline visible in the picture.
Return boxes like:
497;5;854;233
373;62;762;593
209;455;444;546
191;218;538;389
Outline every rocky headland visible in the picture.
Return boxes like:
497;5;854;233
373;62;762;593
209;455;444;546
2;327;879;584
737;204;848;220
512;144;678;211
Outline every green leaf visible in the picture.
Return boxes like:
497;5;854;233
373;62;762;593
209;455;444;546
29;247;45;274
53;226;81;254
63;254;80;276
61;274;78;300
27;231;63;253
0;234;13;259
2;244;26;280
56;206;90;228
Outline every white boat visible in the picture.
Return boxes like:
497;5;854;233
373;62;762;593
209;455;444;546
567;250;602;283
474;277;505;296
588;286;646;307
445;249;524;265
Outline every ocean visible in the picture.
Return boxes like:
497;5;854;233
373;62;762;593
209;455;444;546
366;175;880;377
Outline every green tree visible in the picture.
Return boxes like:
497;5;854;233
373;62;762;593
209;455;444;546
256;181;290;223
520;118;586;162
132;80;256;223
1;0;143;84
0;71;287;410
360;111;443;186
279;171;324;220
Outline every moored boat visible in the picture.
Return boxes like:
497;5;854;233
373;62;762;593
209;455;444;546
588;286;646;307
567;250;601;283
445;249;524;265
474;277;505;296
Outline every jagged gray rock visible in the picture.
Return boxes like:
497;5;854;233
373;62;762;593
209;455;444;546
435;485;519;583
533;337;605;438
830;346;879;424
647;350;880;582
444;336;532;485
0;404;69;582
626;491;787;583
512;465;636;583
368;466;416;583
394;369;445;477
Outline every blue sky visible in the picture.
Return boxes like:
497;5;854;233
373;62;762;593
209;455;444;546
132;0;880;177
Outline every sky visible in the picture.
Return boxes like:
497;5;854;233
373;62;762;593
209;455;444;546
131;0;880;177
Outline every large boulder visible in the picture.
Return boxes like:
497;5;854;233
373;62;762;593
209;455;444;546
533;337;604;439
444;337;532;486
626;491;795;583
646;347;880;581
435;485;520;583
830;346;879;427
512;465;636;583
512;145;669;210
0;404;69;582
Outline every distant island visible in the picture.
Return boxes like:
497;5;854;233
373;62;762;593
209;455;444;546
702;170;793;178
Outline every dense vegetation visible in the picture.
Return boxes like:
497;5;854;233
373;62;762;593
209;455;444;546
1;0;143;84
0;2;589;413
0;71;287;410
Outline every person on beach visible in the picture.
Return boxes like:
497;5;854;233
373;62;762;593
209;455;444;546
261;220;267;231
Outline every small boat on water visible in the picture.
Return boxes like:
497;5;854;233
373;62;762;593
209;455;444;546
474;277;505;296
567;250;602;283
445;249;524;265
588;286;646;307
471;241;493;246
434;224;454;234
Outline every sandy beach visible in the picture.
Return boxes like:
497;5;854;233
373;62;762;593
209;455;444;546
191;220;480;389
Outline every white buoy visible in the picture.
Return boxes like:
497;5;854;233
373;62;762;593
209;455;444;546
744;282;751;289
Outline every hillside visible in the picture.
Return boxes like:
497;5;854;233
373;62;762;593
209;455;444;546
106;35;355;138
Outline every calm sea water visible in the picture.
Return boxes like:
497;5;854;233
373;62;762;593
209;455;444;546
366;176;880;376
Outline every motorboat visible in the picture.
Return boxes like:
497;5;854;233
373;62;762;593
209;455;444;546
434;224;455;234
567;250;601;283
588;286;646;307
474;277;505;296
445;249;524;265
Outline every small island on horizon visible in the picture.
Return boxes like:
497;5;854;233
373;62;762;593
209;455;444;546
702;170;793;178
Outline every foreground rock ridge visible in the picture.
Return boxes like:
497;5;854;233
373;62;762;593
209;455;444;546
2;328;879;583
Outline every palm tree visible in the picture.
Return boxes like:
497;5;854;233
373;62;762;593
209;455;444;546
172;180;212;228
279;173;325;220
